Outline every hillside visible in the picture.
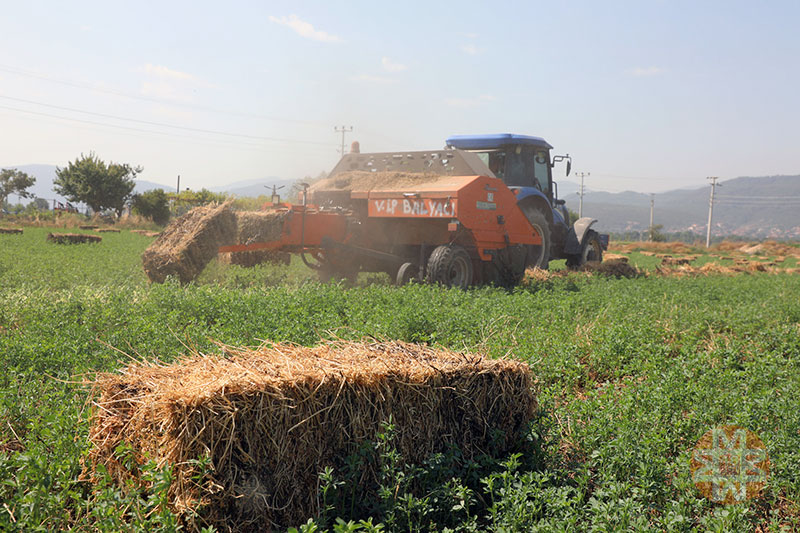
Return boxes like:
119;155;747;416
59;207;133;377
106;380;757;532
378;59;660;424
564;175;800;239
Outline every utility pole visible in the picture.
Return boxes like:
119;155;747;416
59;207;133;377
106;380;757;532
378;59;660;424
575;172;590;217
334;125;353;156
705;176;720;248
649;193;655;242
176;175;180;194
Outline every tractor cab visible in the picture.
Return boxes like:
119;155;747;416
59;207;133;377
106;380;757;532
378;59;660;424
446;133;600;269
445;133;569;204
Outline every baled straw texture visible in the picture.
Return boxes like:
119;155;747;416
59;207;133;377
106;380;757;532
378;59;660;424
0;227;23;234
142;202;236;284
47;232;102;244
234;211;287;245
87;340;536;531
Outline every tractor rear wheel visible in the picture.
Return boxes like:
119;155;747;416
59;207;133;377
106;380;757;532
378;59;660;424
427;245;473;289
521;207;551;270
567;230;603;269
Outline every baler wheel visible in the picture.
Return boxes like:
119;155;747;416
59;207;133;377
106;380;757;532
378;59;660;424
395;262;420;285
427;245;473;289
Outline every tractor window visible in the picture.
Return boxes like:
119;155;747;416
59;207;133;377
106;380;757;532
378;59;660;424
533;151;550;193
503;146;537;188
474;151;506;179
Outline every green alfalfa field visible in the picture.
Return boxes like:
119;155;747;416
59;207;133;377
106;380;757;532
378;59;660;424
1;227;800;532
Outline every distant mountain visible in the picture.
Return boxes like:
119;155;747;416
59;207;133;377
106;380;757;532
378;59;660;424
209;178;297;198
564;175;800;239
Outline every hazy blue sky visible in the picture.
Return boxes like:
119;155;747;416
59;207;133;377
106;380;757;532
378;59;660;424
1;1;798;193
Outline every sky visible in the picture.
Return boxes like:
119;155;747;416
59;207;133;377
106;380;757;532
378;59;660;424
1;0;798;194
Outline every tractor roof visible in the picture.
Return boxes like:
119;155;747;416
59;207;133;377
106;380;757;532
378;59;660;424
445;133;553;151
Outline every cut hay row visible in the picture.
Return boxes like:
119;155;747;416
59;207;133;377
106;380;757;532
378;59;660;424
47;233;102;244
142;203;237;284
86;340;536;531
0;227;23;234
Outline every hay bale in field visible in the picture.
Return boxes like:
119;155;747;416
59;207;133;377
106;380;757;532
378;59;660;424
142;203;236;284
582;259;642;278
47;232;102;244
79;225;99;230
96;228;121;233
0;227;23;234
602;253;628;262
86;340;536;531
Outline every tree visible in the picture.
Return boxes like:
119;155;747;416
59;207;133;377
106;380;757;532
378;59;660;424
0;168;36;209
54;153;141;217
132;189;170;225
649;224;666;242
32;198;50;211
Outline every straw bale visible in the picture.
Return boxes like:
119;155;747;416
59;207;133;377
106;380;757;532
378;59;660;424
79;225;99;230
47;232;102;244
96;228;121;233
234;211;287;245
86;340;536;531
0;227;23;234
603;253;628;262
142;203;236;284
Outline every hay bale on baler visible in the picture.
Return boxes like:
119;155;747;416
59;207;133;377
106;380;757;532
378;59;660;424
142;203;236;283
86;340;536;531
235;211;287;245
47;232;102;244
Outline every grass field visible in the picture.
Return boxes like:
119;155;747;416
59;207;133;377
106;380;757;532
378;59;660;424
1;227;799;531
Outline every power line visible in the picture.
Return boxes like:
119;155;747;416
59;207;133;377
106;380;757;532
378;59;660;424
0;106;334;155
334;125;353;156
575;171;589;217
0;94;333;146
0;63;327;127
706;176;719;248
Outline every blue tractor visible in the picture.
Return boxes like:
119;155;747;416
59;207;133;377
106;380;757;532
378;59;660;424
445;133;608;270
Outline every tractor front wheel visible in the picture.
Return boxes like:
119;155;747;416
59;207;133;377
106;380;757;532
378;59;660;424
427;245;473;289
567;230;603;269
